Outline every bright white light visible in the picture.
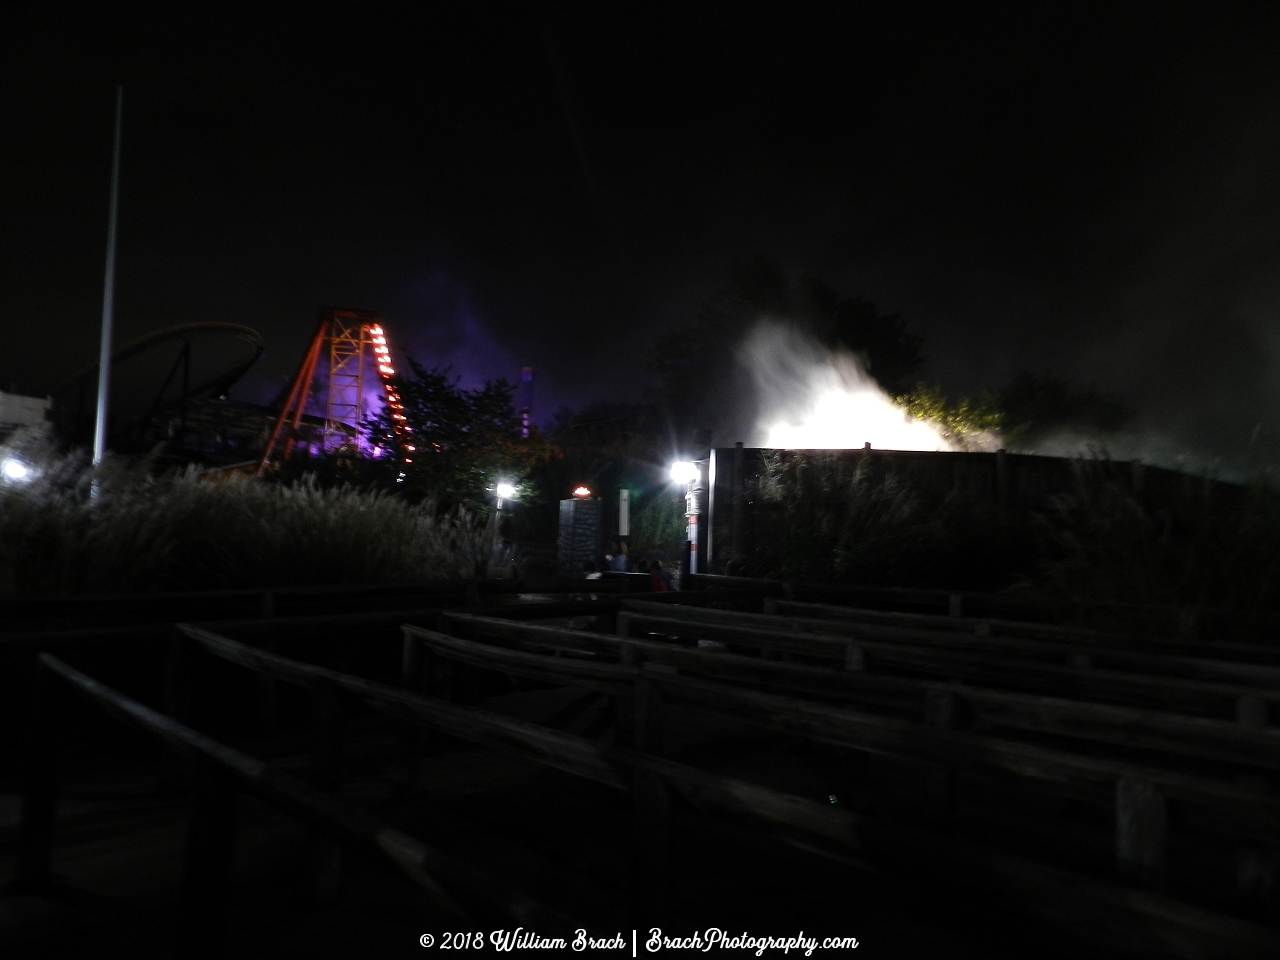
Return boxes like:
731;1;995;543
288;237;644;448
744;321;955;452
669;461;699;485
573;486;591;498
764;388;950;450
495;482;516;499
2;459;30;482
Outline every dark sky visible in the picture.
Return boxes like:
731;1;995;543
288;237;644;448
6;5;1280;465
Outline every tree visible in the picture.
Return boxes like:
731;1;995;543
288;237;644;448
896;383;1005;450
364;359;555;507
994;373;1133;448
645;257;924;434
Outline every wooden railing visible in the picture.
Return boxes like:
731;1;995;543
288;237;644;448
433;608;1280;952
613;605;1280;720
16;652;580;960
685;573;1280;642
10;578;1280;957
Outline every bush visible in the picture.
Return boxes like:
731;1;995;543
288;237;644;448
0;429;510;597
744;451;1019;589
1032;464;1280;612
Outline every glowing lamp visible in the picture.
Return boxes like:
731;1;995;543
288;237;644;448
669;461;699;485
572;485;591;498
496;482;516;499
2;458;30;482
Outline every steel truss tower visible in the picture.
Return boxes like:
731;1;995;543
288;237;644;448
256;307;411;476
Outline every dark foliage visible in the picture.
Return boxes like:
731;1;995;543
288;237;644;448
645;257;923;432
737;451;1029;590
995;373;1134;448
364;359;555;508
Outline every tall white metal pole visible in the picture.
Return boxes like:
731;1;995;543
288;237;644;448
92;86;123;467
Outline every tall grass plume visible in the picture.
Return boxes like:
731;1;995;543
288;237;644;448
0;428;510;597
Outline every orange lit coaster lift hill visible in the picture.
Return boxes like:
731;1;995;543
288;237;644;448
255;308;413;477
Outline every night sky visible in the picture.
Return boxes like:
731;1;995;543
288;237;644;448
6;5;1280;465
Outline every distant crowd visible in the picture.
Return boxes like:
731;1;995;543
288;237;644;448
582;539;675;591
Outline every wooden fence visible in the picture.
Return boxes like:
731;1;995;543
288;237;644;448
6;576;1280;956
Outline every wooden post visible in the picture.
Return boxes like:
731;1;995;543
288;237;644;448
1116;775;1166;889
924;690;961;730
1177;609;1199;640
995;447;1009;512
308;677;343;905
164;629;192;723
617;612;640;666
400;632;423;693
176;759;239;959
463;581;481;607
14;655;58;893
922;690;960;832
843;644;866;671
836;748;871;813
256;638;278;736
1066;652;1093;670
1236;845;1275;911
730;441;744;565
310;678;343;792
629;676;671;925
160;630;194;795
1236;696;1268;727
397;634;424;795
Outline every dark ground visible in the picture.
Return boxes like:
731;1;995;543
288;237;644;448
0;681;1055;959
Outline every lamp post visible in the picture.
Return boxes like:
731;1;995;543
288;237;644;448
670;460;705;575
93;86;124;471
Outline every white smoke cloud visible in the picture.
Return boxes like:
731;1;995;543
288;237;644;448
738;321;955;451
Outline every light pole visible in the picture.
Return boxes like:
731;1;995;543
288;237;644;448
93;86;124;470
670;460;705;575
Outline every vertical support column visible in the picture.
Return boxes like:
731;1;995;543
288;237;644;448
629;675;671;926
995;447;1009;512
1116;775;1166;889
1235;845;1276;914
397;632;425;795
921;690;960;832
15;655;58;893
729;442;744;570
176;759;239;959
255;638;278;736
164;629;192;723
1178;609;1199;641
307;677;344;905
617;612;638;666
1236;696;1268;727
